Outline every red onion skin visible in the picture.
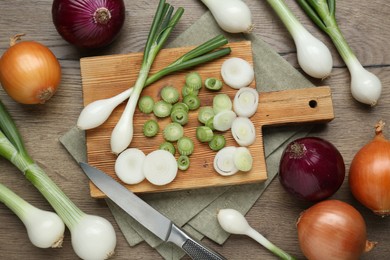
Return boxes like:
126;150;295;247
52;0;125;49
297;200;375;260
279;137;345;202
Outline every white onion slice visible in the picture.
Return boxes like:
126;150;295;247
213;110;237;131
115;148;146;185
143;150;178;186
221;57;254;89
214;146;239;176
233;87;259;117
231;117;256;146
233;147;253;172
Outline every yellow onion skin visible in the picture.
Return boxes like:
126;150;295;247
0;40;61;104
349;120;390;216
297;200;375;260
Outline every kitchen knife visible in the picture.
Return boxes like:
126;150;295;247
79;162;226;260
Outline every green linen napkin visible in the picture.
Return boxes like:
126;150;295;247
60;11;314;259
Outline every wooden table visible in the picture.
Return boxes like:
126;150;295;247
0;0;389;259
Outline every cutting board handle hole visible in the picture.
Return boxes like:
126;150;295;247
308;100;317;108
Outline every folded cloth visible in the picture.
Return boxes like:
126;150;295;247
60;11;314;260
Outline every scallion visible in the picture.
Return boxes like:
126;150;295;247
0;100;116;260
109;0;232;155
296;0;382;106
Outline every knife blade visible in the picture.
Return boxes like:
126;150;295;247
79;162;226;260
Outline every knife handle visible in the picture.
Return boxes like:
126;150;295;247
168;224;226;260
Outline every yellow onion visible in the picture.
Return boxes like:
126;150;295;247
297;200;376;260
349;120;390;216
0;34;61;104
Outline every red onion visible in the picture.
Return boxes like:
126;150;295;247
279;137;345;202
52;0;125;49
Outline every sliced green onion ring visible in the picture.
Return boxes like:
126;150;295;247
233;87;259;118
196;126;214;142
208;134;226;151
177;136;194;156
161;85;180;104
183;94;201;110
138;95;155;114
213;93;232;114
163;122;184;142
177;155;190;171
185;72;202;90
143;119;159;137
231;117;256;146
213;110;237;131
198;106;215;124
214;146;239;176
181;85;199;97
153;100;172;118
205;77;223;91
159;141;176;155
170;109;189;126
233;147;253;172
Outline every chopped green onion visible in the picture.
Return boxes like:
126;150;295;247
172;102;189;112
213;93;232;114
198;106;215;124
177;155;190;171
163;122;184;142
161;85;180;104
177;136;194;156
138;95;155;114
233;147;253;172
183;94;201;110
296;0;382;106
182;85;199;97
205;77;223;91
153;100;172;118
208;134;226;151
159;141;176;155
143;119;159;137
185;72;202;90
205;117;215;131
170;109;189;126
196;126;214;142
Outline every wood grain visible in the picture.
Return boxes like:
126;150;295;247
80;42;334;197
0;1;389;259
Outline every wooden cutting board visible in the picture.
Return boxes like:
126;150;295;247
80;41;334;198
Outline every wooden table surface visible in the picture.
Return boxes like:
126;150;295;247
0;0;389;259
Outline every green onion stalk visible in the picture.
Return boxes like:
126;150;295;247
77;35;231;131
296;0;382;106
0;100;117;259
110;0;231;155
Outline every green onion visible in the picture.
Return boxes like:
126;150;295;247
205;117;215;131
213;93;232;114
172;102;189;112
0;183;65;248
266;0;333;79
205;77;223;91
196;126;214;143
296;0;382;106
198;106;215;124
163;122;184;142
159;141;176;155
177;155;190;171
138;95;155;114
170;109;189;126
143;119;159;137
183;94;201;110
0;100;116;259
182;85;199;97
109;1;232;154
185;72;202;90
78;34;231;131
209;134;226;151
153;100;172;118
177;136;194;156
161;85;180;104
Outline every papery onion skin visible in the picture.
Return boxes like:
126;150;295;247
297;200;376;260
0;36;61;104
349;120;390;216
52;0;125;49
279;137;345;202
